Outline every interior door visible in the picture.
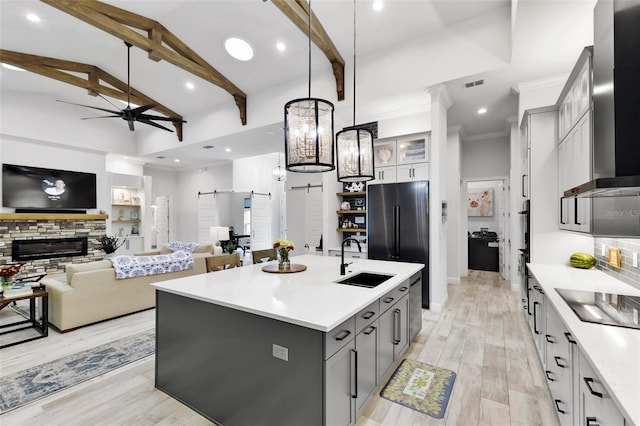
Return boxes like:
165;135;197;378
197;193;220;244
250;193;272;251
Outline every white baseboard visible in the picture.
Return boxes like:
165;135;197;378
447;277;460;285
428;293;448;313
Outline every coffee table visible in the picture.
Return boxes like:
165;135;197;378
0;284;49;348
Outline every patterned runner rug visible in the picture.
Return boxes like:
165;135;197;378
380;359;456;419
0;329;155;413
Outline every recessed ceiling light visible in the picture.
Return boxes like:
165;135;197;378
185;81;195;90
174;159;180;163
276;42;286;52
26;13;41;22
477;107;488;115
373;1;384;11
224;37;254;61
225;148;231;152
1;63;25;71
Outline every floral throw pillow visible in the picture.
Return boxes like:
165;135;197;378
167;241;199;253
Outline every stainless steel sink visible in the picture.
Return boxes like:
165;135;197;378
334;272;394;288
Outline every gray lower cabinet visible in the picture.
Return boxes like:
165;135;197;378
379;293;410;381
578;350;626;426
355;319;379;416
325;340;357;426
544;303;576;426
526;280;628;426
408;272;422;341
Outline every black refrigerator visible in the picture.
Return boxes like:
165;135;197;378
367;181;429;308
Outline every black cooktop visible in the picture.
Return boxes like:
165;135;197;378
556;288;640;330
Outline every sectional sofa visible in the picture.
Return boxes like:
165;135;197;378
42;244;214;331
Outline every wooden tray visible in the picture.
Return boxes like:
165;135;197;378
262;263;307;273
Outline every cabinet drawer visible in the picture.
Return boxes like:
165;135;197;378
355;299;380;334
380;281;410;313
324;316;356;360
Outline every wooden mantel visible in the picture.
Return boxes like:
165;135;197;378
0;213;108;221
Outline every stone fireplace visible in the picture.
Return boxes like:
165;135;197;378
0;213;108;275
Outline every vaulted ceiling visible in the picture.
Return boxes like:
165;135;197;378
0;0;596;169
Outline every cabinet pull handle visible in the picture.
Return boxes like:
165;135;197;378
522;174;527;197
362;311;375;320
383;297;395;304
586;417;599;426
545;334;555;344
351;349;358;399
399;286;408;292
564;332;576;344
545;370;555;381
335;330;351;341
533;301;539;335
364;325;376;335
574;198;582;225
554;356;567;369
560;197;566;225
554;400;566;414
393;309;401;344
584;377;603;398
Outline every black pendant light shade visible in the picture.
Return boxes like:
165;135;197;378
336;127;374;182
284;97;335;172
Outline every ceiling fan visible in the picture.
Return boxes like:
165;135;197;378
58;41;186;133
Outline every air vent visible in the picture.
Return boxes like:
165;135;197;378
463;79;484;89
203;145;215;149
156;156;166;159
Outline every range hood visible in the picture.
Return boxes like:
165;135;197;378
564;0;640;198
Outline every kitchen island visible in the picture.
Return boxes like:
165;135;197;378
152;254;424;426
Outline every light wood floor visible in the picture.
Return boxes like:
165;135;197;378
0;271;559;426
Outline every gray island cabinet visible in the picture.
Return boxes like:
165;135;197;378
152;255;423;426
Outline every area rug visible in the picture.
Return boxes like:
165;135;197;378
380;359;456;419
0;329;155;413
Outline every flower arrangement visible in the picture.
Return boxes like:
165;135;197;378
97;234;127;254
273;239;294;269
0;264;21;286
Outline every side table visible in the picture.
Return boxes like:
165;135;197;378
0;285;49;348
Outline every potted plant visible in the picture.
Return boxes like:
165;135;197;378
98;234;127;257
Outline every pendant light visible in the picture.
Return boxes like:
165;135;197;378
284;0;335;173
272;152;287;181
336;0;374;182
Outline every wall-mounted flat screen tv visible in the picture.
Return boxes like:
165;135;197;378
2;163;97;210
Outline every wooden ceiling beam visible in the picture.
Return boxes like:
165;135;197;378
0;49;185;141
41;0;247;125
271;0;345;101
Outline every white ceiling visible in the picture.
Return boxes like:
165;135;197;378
0;0;596;169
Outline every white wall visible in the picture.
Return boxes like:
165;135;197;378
428;86;451;312
0;137;109;214
466;180;502;233
446;129;462;284
461;135;510;179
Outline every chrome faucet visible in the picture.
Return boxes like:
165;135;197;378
341;237;362;275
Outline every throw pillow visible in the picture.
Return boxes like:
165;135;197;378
167;241;199;253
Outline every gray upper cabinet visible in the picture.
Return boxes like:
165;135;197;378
557;47;593;233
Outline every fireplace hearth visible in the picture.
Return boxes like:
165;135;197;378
12;237;89;261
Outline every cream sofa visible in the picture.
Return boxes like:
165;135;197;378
42;248;213;331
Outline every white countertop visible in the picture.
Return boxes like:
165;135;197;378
152;254;423;332
528;263;640;426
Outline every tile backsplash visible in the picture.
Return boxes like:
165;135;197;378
594;237;640;291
